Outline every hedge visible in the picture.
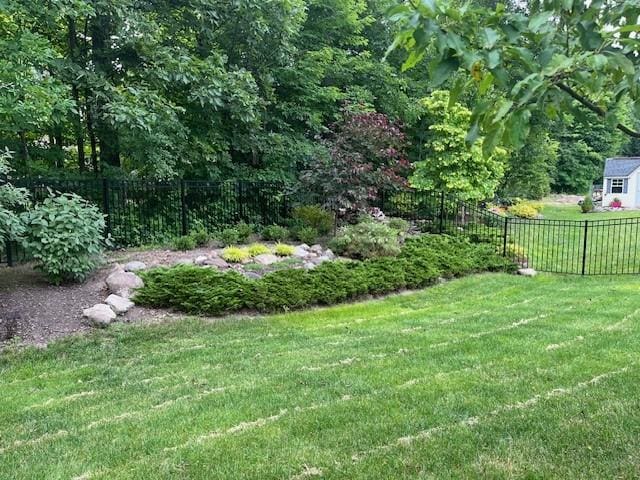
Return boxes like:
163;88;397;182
134;235;516;316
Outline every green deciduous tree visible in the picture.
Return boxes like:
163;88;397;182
410;91;507;201
389;0;640;155
501;118;559;199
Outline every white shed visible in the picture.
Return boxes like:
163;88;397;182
602;157;640;208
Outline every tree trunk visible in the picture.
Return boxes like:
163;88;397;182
18;131;29;162
86;98;99;174
91;12;120;168
68;17;86;172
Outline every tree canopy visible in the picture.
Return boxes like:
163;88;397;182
0;0;637;198
389;0;640;155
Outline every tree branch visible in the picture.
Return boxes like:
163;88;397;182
555;82;640;138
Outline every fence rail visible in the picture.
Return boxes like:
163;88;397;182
3;177;640;275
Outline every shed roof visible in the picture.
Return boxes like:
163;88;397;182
603;157;640;177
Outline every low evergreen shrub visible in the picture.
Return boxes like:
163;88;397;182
261;224;289;242
329;218;401;259
190;229;210;247
219;228;240;246
236;222;254;242
135;234;516;316
387;217;410;233
172;235;197;251
291;205;334;235
295;226;319;245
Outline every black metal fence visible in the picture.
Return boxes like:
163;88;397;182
4;177;640;275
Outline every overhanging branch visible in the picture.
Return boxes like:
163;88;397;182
555;82;640;138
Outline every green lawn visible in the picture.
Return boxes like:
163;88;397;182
2;273;640;479
541;204;640;221
507;204;640;274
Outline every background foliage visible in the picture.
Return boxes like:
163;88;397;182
1;0;638;197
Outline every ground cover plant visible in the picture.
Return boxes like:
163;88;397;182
2;273;640;478
134;235;515;316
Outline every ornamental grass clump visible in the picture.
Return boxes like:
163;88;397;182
222;246;250;263
247;243;270;257
274;243;295;256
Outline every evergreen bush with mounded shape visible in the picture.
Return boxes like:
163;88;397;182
135;234;516;316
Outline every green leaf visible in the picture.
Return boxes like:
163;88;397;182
481;28;500;49
493;99;513;123
448;75;467;107
429;56;460;86
528;12;554;33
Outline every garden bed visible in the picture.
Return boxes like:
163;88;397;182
134;235;516;316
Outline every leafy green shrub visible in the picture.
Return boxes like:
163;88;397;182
22;192;106;284
274;243;295;256
219;228;240;246
295;226;318;245
236;222;254;242
291;205;334;235
247;243;270;257
581;194;594;213
508;202;539;219
0;149;28;244
190;229;210;247
222;246;250;263
261;224;289;242
172;235;197;251
329;219;401;259
135;234;516;316
387;217;410;233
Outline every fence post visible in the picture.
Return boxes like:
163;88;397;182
180;180;188;236
438;191;445;233
581;220;589;275
102;178;111;237
502;216;509;256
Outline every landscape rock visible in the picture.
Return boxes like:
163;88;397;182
312;255;332;265
293;246;310;258
105;271;144;297
105;294;135;315
173;258;193;266
517;268;537;277
195;255;209;266
83;304;117;327
243;271;262;280
309;244;323;254
324;249;335;260
124;261;147;272
254;253;280;265
204;257;229;268
303;262;316;270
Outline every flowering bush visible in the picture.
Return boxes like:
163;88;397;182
610;198;622;208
